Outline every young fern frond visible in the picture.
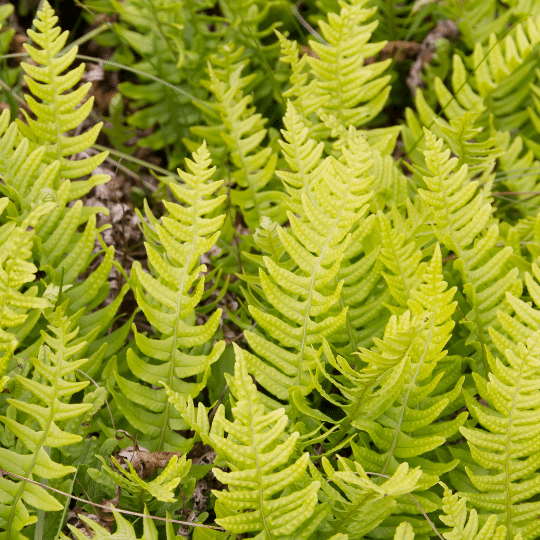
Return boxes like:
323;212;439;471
329;210;388;357
243;137;373;401
63;506;178;540
114;142;226;452
419;128;521;375
307;0;392;133
440;483;518;540
276;31;328;120
378;208;428;312
94;453;191;504
16;1;108;190
432;113;502;179
349;246;466;538
412;16;540;140
205;59;280;228
166;345;326;538
309;456;422;539
0;308;93;539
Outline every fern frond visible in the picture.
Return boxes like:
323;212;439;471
419;128;521;375
63;506;178;540
16;1;108;190
414;17;540;138
345;246;465;538
277;100;325;215
276;31;328;119
0;203;55;393
114;142;226;451
210;344;322;538
460;326;540;540
243;137;373;401
309;455;422;538
205;60;280;228
95;454;191;504
307;0;392;132
0;308;93;539
378;207;428;311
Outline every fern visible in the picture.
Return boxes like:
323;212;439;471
114;142;226;452
418;128;521;375
16;1;108;189
94;453;191;504
277;100;325;215
309;456;422;539
413;16;540;139
306;0;392;134
169;343;323;538
243;136;372;402
0;203;54;391
204;58;280;229
0;308;94;539
460;325;540;540
63;506;180;540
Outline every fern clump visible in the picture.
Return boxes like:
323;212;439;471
6;0;540;538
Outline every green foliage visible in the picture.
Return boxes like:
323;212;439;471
7;1;540;539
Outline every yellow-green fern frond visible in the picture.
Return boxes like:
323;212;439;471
414;17;540;137
492;257;540;349
277;100;325;215
243;137;373;401
205;60;280;228
330;211;388;356
378;208;428;311
63;506;179;540
0;308;93;539
114;142;226;451
167;344;326;538
95;453;191;504
460;327;540;540
350;246;465;539
434;112;502;179
210;345;323;538
419;129;521;375
309;455;421;539
307;0;392;132
440;483;518;540
16;1;108;189
276;31;328;119
0;203;54;390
